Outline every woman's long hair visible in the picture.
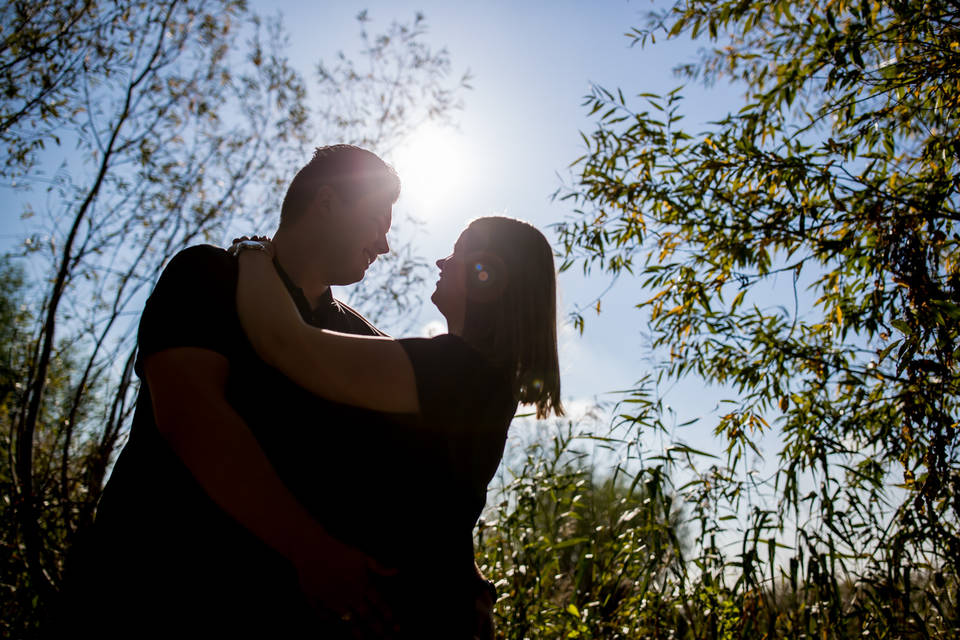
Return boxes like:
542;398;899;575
459;217;563;419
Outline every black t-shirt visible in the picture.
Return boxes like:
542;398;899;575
285;333;517;636
79;245;384;635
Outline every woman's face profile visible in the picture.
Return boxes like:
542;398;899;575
431;232;470;332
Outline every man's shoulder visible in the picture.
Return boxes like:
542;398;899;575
166;244;234;271
136;244;241;371
143;244;238;316
158;244;237;289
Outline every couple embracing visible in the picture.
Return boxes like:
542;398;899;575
57;144;563;638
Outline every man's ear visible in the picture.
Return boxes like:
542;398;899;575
308;185;336;219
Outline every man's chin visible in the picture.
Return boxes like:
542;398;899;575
338;264;369;285
331;272;365;287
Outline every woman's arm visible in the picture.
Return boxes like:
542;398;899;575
235;247;419;414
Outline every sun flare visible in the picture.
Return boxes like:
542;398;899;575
391;124;466;217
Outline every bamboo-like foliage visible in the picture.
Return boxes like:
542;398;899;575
478;421;686;639
545;0;959;637
483;400;956;638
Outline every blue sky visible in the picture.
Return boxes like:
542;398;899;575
264;1;764;460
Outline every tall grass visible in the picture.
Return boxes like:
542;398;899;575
478;404;958;639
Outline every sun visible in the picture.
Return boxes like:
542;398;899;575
390;123;466;217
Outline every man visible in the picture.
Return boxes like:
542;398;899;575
59;145;399;638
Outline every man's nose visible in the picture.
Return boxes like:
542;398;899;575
374;234;389;255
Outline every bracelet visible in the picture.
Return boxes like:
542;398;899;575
233;239;269;256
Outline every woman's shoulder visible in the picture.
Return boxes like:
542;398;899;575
398;333;493;374
398;333;514;414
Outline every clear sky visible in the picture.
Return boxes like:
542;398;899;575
263;0;757;457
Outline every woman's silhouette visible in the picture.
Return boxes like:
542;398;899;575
234;216;563;637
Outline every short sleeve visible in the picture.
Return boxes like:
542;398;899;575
399;335;485;431
135;245;242;375
398;334;516;439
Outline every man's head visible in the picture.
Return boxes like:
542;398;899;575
277;145;401;286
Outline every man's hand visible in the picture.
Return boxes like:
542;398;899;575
471;580;496;640
145;348;393;635
291;533;397;637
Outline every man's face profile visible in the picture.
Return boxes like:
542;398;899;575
302;186;393;286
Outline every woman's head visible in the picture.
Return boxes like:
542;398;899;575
433;216;563;419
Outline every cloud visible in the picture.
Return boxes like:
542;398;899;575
419;319;446;337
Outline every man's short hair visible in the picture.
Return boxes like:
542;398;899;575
279;145;401;227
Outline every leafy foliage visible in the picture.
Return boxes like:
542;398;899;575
0;256;104;635
1;0;131;179
551;0;960;637
482;405;957;638
478;420;686;639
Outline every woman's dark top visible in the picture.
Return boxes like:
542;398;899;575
281;333;518;636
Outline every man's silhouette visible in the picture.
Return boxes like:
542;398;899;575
59;145;399;638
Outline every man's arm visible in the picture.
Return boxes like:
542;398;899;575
144;346;379;615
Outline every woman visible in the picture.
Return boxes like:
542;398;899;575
234;216;563;636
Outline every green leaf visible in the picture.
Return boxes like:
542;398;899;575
890;319;913;335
